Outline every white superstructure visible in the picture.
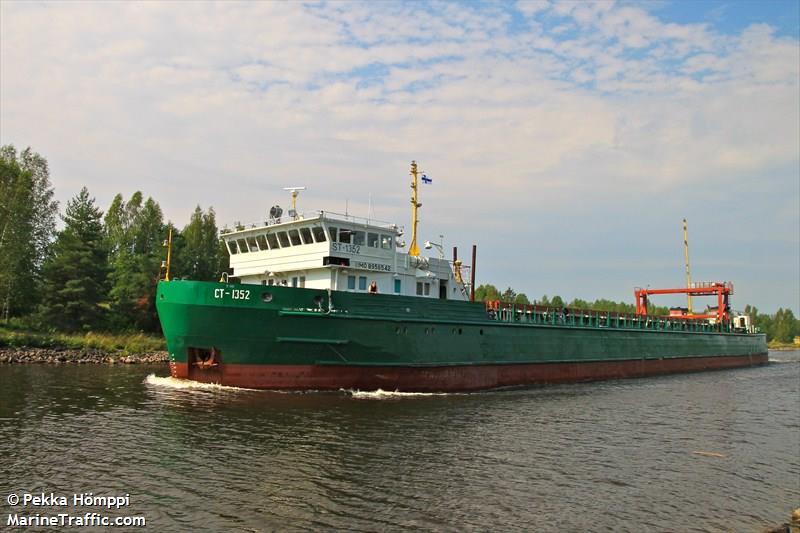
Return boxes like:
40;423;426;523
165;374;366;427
221;211;470;300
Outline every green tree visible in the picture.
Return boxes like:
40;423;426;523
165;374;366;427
501;286;516;303
474;284;501;302
105;192;165;331
514;293;530;305
38;188;108;330
18;148;58;272
0;146;57;320
176;206;222;281
0;156;33;321
772;308;798;343
550;295;564;308
569;298;590;309
757;312;773;339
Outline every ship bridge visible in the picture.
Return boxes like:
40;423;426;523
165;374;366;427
220;211;469;300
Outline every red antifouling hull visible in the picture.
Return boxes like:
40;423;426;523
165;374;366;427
169;353;769;392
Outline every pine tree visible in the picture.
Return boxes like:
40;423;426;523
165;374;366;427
501;287;517;303
39;188;108;330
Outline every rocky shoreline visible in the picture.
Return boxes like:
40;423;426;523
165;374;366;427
0;347;168;364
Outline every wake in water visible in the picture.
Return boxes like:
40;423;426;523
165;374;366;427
144;373;253;392
344;388;457;399
768;350;800;364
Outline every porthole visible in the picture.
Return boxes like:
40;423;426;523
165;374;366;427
458;328;463;335
313;295;324;308
479;329;484;335
261;292;273;303
403;327;408;335
395;326;401;335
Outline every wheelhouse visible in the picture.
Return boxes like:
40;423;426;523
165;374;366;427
220;211;469;300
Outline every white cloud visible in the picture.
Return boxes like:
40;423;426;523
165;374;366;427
1;0;797;311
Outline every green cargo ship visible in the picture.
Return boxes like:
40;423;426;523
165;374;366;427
155;162;768;391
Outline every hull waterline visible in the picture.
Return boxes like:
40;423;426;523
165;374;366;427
169;354;769;392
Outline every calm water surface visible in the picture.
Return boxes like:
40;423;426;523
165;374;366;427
1;352;798;532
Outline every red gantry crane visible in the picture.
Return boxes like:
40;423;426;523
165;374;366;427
635;282;734;323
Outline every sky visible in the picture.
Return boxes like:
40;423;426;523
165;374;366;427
1;0;798;314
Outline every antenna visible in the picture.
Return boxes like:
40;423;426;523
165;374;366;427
683;218;693;314
283;187;306;219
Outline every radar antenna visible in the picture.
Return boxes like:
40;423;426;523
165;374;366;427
283;186;306;219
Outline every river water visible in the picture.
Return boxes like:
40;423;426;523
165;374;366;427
1;352;798;532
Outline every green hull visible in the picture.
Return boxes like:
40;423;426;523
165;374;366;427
156;280;768;391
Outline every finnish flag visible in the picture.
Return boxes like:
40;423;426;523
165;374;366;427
421;174;432;184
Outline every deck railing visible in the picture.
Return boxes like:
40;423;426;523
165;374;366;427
483;301;744;334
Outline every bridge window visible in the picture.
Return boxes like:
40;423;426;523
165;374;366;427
329;227;338;242
353;231;365;245
347;275;356;290
381;234;392;250
300;227;313;244
247;236;259;252
416;282;430;296
394;279;401;294
288;229;302;246
277;231;291;247
236;238;249;253
227;240;239;255
359;276;367;290
368;232;379;247
256;235;269;250
339;228;351;244
312;226;326;242
266;233;279;249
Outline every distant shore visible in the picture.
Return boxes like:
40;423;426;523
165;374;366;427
768;341;800;351
0;347;167;364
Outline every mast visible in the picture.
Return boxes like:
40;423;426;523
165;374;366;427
683;218;693;314
161;227;173;282
409;161;421;257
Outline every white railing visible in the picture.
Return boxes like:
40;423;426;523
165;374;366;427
221;210;401;235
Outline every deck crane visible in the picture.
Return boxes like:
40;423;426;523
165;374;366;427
635;282;734;323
